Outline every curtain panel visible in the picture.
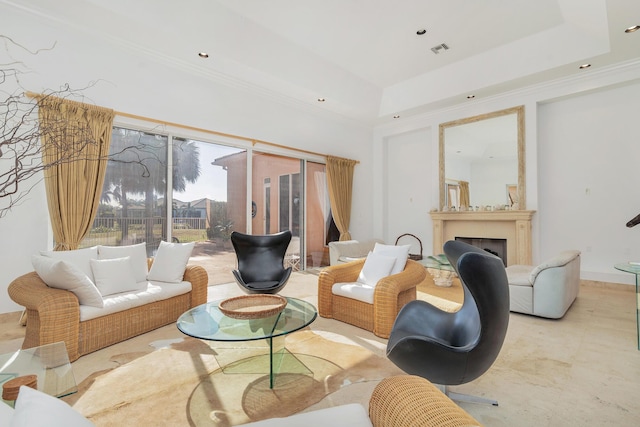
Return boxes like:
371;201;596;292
459;180;470;208
36;95;115;250
326;155;357;241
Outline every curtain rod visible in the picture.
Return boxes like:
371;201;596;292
26;91;359;164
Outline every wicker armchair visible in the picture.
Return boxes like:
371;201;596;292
369;375;482;426
318;259;426;338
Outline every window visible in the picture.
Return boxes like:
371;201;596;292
84;127;168;256
82;125;331;276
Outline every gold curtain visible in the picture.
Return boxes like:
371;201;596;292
36;96;115;250
326;156;357;241
459;180;470;208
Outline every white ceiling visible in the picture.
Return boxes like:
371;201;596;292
3;0;640;125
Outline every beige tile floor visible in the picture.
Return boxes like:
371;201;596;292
1;274;639;426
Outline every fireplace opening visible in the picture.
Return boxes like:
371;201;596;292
455;237;507;266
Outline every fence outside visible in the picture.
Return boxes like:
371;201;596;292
85;217;208;252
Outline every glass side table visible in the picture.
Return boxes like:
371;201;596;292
419;254;457;287
614;263;640;350
0;342;77;406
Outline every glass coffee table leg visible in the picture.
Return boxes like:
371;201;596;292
268;336;312;389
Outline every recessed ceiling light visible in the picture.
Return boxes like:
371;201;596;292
579;63;591;69
393;115;400;119
198;52;209;58
625;25;640;33
416;29;427;36
317;98;326;102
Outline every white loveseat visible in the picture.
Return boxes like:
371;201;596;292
505;250;581;319
328;239;384;265
8;242;208;361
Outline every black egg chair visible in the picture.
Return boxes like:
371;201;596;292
230;230;293;294
386;239;510;406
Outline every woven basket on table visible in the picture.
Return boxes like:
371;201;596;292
395;233;423;261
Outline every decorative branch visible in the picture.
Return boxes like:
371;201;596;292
0;36;168;218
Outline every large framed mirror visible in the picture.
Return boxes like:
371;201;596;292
439;105;525;210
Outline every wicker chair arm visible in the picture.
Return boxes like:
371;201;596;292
369;375;483;427
375;259;426;297
8;272;81;359
372;260;425;338
317;259;365;317
183;264;209;306
8;272;79;314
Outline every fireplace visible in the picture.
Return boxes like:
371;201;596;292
430;210;534;266
455;237;507;266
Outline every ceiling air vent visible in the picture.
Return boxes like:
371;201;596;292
431;43;450;54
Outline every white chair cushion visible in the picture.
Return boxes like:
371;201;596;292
40;246;98;282
332;282;375;304
98;243;148;283
90;257;143;296
357;251;396;286
373;243;410;275
505;265;534;286
31;255;104;308
10;385;95;427
147;241;194;283
79;280;192;321
0;392;14;423
236;403;372;427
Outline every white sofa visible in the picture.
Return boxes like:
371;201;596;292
505;250;581;319
8;242;208;361
328;239;384;265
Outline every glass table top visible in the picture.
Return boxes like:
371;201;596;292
177;297;318;342
0;342;77;405
418;254;455;271
614;262;640;275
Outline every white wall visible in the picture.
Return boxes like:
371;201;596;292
537;81;640;283
383;128;433;254
0;10;373;314
374;62;640;285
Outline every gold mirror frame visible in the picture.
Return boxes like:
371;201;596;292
439;105;525;210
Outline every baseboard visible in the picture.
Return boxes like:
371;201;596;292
580;279;634;292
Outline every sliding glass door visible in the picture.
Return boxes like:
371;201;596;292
82;125;331;283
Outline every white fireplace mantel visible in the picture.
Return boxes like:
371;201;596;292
430;210;535;266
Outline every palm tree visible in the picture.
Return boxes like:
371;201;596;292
100;129;200;252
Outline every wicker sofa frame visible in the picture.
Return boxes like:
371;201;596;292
318;259;426;338
8;260;208;362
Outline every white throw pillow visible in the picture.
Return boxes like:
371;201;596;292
11;385;95;427
147;241;195;283
373;243;411;275
90;257;142;296
357;251;396;286
31;255;103;308
40;246;98;282
98;243;148;283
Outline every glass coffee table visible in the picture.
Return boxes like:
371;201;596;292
614;262;640;350
177;297;317;388
0;342;77;406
